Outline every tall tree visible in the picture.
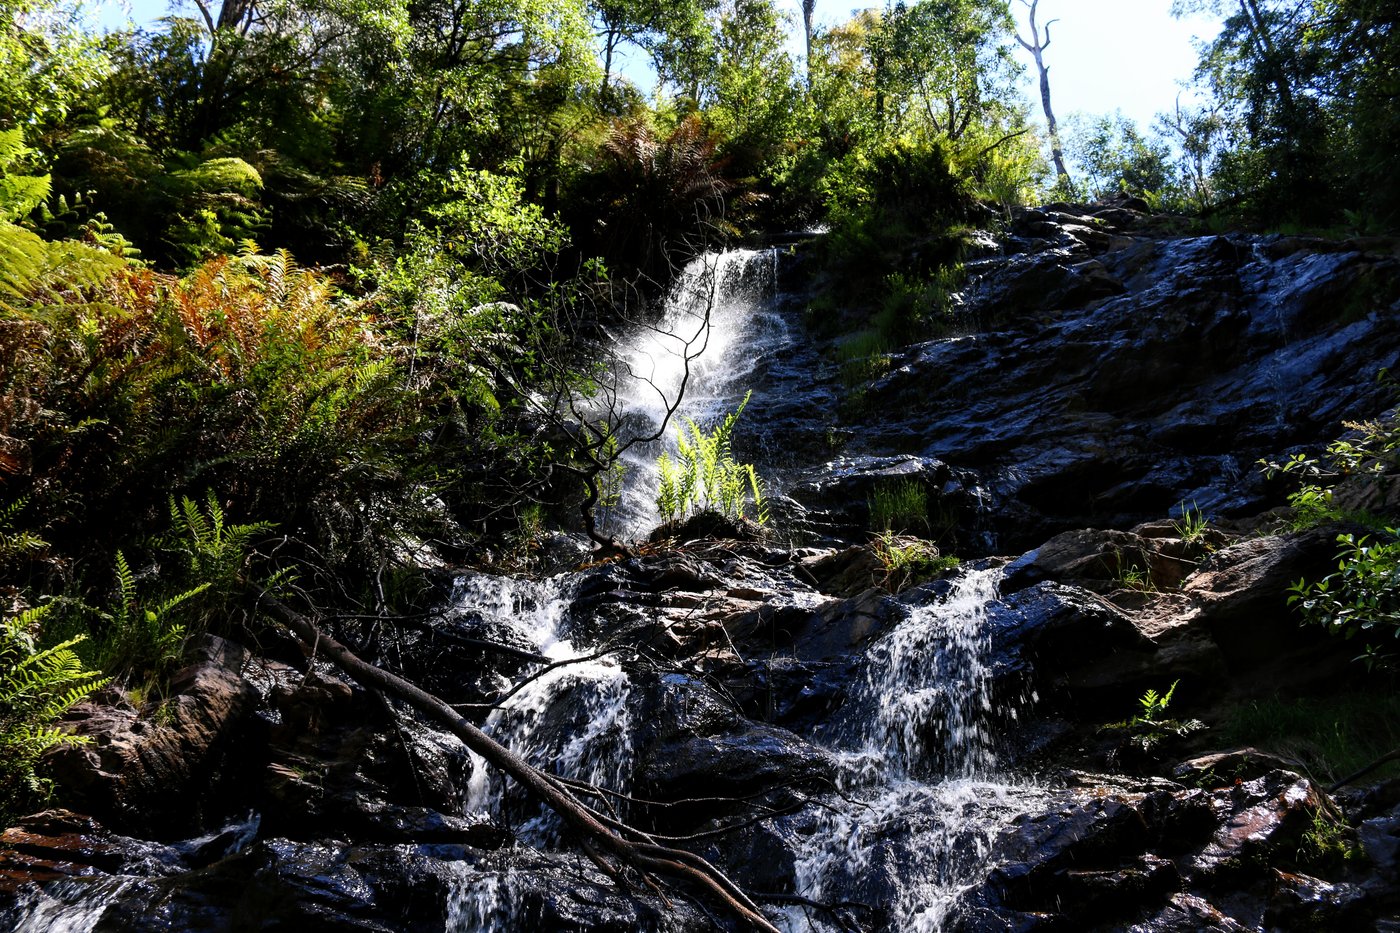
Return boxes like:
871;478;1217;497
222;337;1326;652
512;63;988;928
1014;0;1069;184
801;0;815;85
1170;0;1399;223
874;0;1020;142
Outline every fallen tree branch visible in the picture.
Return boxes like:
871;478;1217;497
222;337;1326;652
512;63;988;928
253;587;780;932
453;647;623;712
1329;745;1400;792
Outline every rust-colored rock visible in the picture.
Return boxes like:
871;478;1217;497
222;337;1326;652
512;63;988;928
42;636;259;837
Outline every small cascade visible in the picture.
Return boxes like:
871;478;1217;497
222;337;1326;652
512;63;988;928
603;248;789;538
863;567;1001;777
782;569;1045;932
5;878;139;933
446;868;514;933
454;574;633;848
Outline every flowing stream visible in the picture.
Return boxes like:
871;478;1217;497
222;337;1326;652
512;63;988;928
779;569;1044;931
449;250;1043;931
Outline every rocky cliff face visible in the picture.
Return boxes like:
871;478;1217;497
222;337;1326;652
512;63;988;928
783;205;1400;554
4;211;1400;932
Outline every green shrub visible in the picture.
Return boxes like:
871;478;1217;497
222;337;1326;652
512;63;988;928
88;550;208;681
1134;681;1178;724
655;392;768;527
1290;531;1400;668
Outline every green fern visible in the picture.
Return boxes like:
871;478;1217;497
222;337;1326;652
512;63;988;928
654;392;767;527
0;604;109;821
0;496;46;567
0;128;125;298
92;550;207;678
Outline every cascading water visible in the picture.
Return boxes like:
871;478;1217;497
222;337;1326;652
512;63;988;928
780;569;1045;932
445;572;635;928
602;248;790;538
452;252;1040;931
450;574;634;838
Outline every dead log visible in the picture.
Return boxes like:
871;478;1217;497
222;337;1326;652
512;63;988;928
254;588;780;932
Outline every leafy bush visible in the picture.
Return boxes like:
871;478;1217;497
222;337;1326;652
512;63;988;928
655;392;767;527
0;605;108;822
1290;531;1400;668
1134;681;1178;725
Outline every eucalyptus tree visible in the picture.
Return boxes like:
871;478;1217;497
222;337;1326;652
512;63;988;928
873;0;1021;142
1174;0;1400;225
1014;0;1069;184
702;0;802;167
592;0;714;103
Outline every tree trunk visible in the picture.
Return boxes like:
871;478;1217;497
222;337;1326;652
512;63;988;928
1016;0;1071;184
802;0;815;87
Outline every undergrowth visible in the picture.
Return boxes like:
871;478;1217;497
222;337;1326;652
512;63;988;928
655;392;768;527
0;605;108;823
1220;690;1400;784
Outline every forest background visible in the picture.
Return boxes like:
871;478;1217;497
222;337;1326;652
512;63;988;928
1;0;1397;819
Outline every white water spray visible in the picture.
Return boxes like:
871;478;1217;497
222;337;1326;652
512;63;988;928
781;569;1045;932
603;248;789;538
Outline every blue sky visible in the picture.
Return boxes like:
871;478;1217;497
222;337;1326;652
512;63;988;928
789;0;1222;130
93;0;1221;132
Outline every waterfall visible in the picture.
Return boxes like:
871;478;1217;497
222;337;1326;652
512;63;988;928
781;569;1045;932
453;574;633;845
5;878;138;933
602;248;788;538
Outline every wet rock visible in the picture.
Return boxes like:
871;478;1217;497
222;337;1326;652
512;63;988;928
261;674;478;845
789;586;897;660
1183;770;1327;884
42;636;260;837
631;673;832;810
728;653;858;730
0;833;709;933
0;811;182;894
1182;528;1359;689
980;581;1159;719
1264;869;1371;931
1358;803;1400;890
851;231;1400;553
1133;892;1253;932
989;793;1165;919
1003;527;1199;594
784;454;982;545
799;544;887;597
